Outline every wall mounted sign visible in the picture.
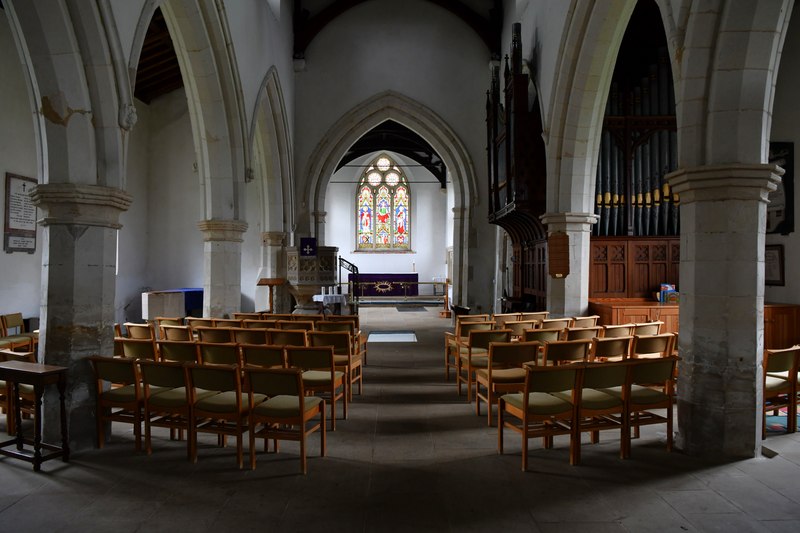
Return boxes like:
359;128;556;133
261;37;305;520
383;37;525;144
4;173;37;254
765;244;785;286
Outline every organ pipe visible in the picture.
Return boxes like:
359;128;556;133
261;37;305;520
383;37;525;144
593;47;678;237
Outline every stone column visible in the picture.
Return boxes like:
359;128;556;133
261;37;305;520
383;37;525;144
451;206;467;307
29;183;132;449
313;210;327;245
255;231;286;312
669;163;781;458
197;219;248;318
540;212;597;317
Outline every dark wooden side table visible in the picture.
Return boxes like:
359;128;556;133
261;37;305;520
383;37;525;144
0;360;69;471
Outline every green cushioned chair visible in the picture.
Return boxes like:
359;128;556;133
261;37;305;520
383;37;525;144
475;341;539;426
245;367;325;474
286;345;345;431
88;356;143;451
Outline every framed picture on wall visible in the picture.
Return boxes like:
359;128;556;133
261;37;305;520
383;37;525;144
765;244;785;286
768;142;794;235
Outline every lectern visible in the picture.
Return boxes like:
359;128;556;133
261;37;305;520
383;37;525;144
257;277;286;313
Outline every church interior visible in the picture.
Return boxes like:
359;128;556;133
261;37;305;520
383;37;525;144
1;0;800;529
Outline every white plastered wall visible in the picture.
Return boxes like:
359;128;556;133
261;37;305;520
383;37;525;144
0;12;42;319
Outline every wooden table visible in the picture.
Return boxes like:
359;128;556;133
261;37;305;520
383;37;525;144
0;360;69;471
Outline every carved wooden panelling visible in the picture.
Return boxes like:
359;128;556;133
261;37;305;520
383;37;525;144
590;237;679;299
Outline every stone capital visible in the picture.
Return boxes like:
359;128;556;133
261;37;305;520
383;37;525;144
667;164;782;204
261;231;286;247
30;183;132;228
313;210;327;224
539;212;598;233
197;219;248;242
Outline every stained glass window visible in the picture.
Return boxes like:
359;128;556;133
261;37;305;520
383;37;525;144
355;154;411;251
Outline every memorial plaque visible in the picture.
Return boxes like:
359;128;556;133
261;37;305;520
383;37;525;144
4;173;37;253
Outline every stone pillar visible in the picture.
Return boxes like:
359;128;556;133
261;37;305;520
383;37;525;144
197;219;248;318
451;206;467;307
313;210;327;245
255;231;286;312
540;212;597;317
29;183;132;449
669;164;781;458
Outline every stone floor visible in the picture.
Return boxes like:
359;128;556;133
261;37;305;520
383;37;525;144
1;306;800;532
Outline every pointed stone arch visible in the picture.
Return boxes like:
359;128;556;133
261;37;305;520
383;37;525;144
250;66;295;233
128;0;250;317
303;90;477;304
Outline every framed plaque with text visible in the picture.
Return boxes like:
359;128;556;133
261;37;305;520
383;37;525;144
4;173;37;253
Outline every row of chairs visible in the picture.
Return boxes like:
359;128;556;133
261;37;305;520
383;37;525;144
90;345;349;473
0;312;38;351
469;334;676;426
116;330;363;402
444;317;668;383
498;356;679;470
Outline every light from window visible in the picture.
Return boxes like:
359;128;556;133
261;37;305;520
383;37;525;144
356;154;410;251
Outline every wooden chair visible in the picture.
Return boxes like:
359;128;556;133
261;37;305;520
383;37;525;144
160;325;193;341
631;333;674;359
242;319;278;329
763;346;800;438
292;314;324;324
541;339;591;366
444;320;494;381
88;356;143;451
185;317;214;329
154;317;184;328
285;346;346;431
504;320;541;340
267;328;307;347
540;317;573;330
140;360;212;456
186;363;255;468
475;341;539;426
212;318;242;328
0;349;37;435
620;356;679;456
518;311;549;322
589;336;633;362
156;340;199;363
456;329;512;402
498;364;580;470
118;337;158;361
316;320;362;359
564;326;604;341
241;344;285;368
194;326;234;344
633;321;664;336
521;328;563;364
491;313;521;329
277;320;314;332
124;322;156;340
233;312;261;320
1;313;38;350
570;361;628;464
571;315;600;328
308;330;364;401
231;327;268;345
261;313;295;321
197;342;240;366
602;323;635;338
245;367;326;474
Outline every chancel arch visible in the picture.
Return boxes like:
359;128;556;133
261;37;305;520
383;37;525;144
303;91;477;307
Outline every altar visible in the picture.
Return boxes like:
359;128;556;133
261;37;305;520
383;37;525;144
349;273;419;297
